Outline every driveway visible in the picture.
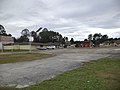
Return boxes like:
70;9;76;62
0;48;119;88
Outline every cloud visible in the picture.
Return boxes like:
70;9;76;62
0;0;120;40
110;31;120;38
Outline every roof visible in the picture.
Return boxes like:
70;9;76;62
0;35;14;44
14;42;61;46
115;40;120;44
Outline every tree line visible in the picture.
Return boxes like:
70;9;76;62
0;24;119;46
14;27;69;44
88;33;120;46
0;24;12;36
0;24;69;44
73;33;120;47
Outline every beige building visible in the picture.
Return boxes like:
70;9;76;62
0;35;14;44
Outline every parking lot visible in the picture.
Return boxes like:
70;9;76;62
0;47;119;88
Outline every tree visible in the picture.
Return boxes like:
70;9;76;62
93;33;102;41
0;24;7;35
42;28;48;32
17;27;64;43
88;34;92;41
7;34;12;36
31;31;37;42
38;28;63;43
70;38;74;44
0;24;13;36
17;29;30;42
101;34;108;43
21;29;30;37
93;33;102;46
17;36;29;42
88;34;92;47
65;37;68;42
61;38;65;45
31;27;42;42
84;39;88;41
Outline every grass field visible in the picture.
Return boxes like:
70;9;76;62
0;58;120;90
0;53;53;64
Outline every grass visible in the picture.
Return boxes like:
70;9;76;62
0;53;53;64
0;58;120;90
0;49;29;53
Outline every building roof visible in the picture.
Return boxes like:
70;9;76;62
0;35;14;44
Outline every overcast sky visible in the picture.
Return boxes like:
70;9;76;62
0;0;120;40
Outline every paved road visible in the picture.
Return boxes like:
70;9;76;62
0;48;119;88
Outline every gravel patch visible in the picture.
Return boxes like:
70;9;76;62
0;47;119;88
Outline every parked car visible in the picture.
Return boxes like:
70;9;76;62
47;46;55;49
37;47;47;50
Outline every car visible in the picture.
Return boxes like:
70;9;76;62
37;47;47;50
47;46;55;49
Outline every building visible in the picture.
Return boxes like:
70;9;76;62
82;41;90;48
0;35;14;44
114;40;120;46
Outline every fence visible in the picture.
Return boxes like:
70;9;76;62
0;44;37;51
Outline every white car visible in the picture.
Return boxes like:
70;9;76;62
37;46;47;50
47;46;55;49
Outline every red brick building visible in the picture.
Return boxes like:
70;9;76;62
82;41;90;48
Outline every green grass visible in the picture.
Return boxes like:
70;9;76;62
0;58;120;90
0;49;29;53
0;53;53;64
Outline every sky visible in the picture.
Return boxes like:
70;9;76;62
0;0;120;40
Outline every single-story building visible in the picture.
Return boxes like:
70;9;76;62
82;41;90;48
0;35;14;44
114;40;120;46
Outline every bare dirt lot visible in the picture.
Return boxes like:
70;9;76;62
0;47;120;88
